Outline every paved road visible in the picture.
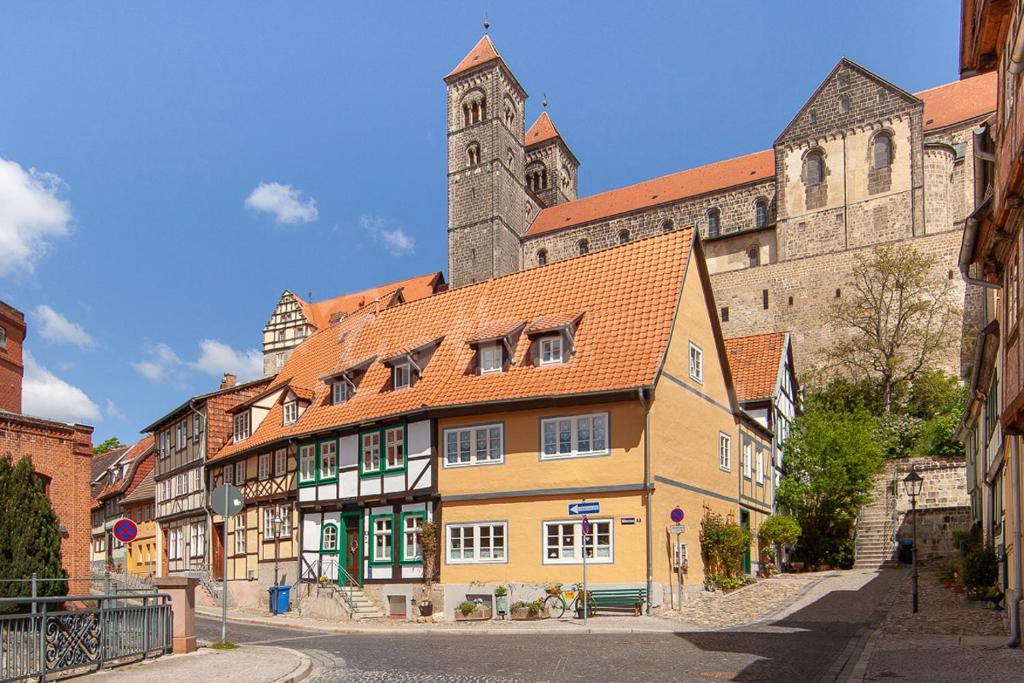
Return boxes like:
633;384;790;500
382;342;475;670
196;570;901;682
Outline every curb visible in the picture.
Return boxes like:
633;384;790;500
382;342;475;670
269;647;314;683
828;567;907;683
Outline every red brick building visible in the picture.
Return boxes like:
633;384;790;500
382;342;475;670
0;300;93;588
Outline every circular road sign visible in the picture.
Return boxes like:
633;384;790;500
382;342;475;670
113;518;138;544
670;507;685;524
582;515;591;535
211;484;244;517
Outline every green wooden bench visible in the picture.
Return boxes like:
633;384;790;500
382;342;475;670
587;588;647;616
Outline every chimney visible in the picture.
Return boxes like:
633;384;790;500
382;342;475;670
220;373;237;389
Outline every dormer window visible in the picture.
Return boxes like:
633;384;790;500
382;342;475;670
233;411;251;442
393;361;412;390
539;336;563;365
479;342;503;374
332;381;350;405
283;400;299;425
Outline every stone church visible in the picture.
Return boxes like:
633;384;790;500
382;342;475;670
445;34;996;373
264;34;995;377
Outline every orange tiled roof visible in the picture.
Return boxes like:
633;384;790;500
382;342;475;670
121;469;155;504
526;112;562;147
446;35;501;79
724;332;788;403
95;436;155;501
209;229;694;463
294;273;443;330
526;73;995;239
527;150;775;237
524;311;584;335
918;71;996;131
467;319;526;344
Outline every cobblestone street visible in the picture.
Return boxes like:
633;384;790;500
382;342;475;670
661;573;821;629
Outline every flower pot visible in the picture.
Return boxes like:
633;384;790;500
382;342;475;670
455;606;492;621
510;605;549;620
419;602;433;617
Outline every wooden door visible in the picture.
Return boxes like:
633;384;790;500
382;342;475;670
344;523;360;584
212;523;224;580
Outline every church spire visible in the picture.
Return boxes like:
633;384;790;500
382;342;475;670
446;34;502;80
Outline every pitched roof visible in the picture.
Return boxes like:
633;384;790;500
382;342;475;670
446;35;502;79
525;73;995;239
527;150;775;237
526;111;562;147
209;229;694;463
141;375;276;433
95;436;155;501
724;332;788;403
121;469;155;504
292;272;444;330
91;446;129;482
918;70;996;131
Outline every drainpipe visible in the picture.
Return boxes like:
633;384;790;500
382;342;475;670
1008;433;1023;648
638;387;653;615
1009;18;1024;74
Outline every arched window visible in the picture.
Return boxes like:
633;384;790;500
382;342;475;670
755;200;768;229
321;523;338;553
618;230;630;244
805;151;824;185
578;239;589;255
467;142;481;167
661;220;674;232
504;98;515;128
707;209;721;238
561;165;572;190
537;249;548;266
462;104;471;127
526;162;547;192
873;133;893;169
461;91;487;125
747;247;760;268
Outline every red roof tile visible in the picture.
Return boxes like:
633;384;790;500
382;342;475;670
293;273;444;330
95;436;155;501
209;229;694;463
467;319;526;344
446;35;502;79
918;71;996;131
526;112;561;147
724;332;788;403
524;312;584;335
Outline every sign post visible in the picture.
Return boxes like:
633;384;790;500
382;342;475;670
670;507;686;609
569;500;598;625
211;483;243;644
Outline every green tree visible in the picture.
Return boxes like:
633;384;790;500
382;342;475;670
778;403;885;567
93;437;125;455
0;454;67;611
827;245;960;413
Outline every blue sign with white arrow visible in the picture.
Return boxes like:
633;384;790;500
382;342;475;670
569;501;600;515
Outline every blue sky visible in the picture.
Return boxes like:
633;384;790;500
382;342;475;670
0;1;961;443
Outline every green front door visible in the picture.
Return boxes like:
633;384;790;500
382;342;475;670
341;513;363;587
739;509;752;575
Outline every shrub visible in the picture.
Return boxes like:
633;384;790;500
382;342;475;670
759;515;801;547
458;601;477;616
494;585;508;597
527;599;544;615
699;509;751;580
962;546;999;589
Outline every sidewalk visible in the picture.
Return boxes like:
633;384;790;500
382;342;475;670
87;645;311;683
847;568;1024;682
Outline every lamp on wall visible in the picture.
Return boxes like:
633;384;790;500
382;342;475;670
903;466;924;614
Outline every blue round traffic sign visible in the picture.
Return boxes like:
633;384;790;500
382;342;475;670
582;516;591;535
670;507;685;524
113;518;138;543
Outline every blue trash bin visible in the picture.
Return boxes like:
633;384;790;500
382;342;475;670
268;585;291;614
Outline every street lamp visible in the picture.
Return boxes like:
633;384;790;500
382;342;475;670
903;466;924;614
271;513;283;613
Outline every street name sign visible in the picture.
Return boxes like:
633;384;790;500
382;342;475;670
569;501;600;515
669;524;686;534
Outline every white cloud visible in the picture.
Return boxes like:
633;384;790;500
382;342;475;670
21;352;101;424
0;158;72;277
245;182;318;224
190;339;263;381
360;215;415;256
31;305;95;349
132;340;261;385
105;399;125;419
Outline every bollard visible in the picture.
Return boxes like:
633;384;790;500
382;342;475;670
152;576;199;654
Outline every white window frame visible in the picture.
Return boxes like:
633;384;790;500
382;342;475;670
361;432;381;474
233;514;246;555
274;448;288;476
274;352;284;369
331;381;349;405
321;523;339;552
258;453;271;480
320;440;338;479
169;528;182;560
442;424;504;467
445;522;508;565
189;523;205;558
372;516;394;563
233;411;251;442
222;465;232;485
743;440;753;479
392;361;412;390
385;426;405;470
234;460;246;485
277;505;291;539
298;444;316;483
479;341;503;374
403;514;424;562
688;342;703;384
543;518;613;565
176;421;187;450
719;433;732;472
756;445;765;485
539;335;563;365
540;413;609;460
283;400;299;425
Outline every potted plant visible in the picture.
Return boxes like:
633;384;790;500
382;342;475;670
494;585;509;617
510;599;548;620
455;598;492;621
418;521;437;617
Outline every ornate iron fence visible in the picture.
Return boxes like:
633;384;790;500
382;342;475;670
0;593;171;682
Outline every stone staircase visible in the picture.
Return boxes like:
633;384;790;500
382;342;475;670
854;466;898;569
326;584;384;620
196;571;232;606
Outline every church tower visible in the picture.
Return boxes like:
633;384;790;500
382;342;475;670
446;35;533;288
525;110;579;208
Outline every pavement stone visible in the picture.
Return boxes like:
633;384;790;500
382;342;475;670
87;644;311;683
661;572;822;629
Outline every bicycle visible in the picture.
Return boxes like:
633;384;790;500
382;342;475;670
543;583;595;619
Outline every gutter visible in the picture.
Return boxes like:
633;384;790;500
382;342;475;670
638;387;653;615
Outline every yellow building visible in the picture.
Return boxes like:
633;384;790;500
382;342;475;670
121;469;158;578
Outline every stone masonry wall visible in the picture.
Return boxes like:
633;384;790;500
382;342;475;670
891;457;971;563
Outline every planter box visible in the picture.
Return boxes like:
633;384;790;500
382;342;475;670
510;605;549;620
455;606;492;621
